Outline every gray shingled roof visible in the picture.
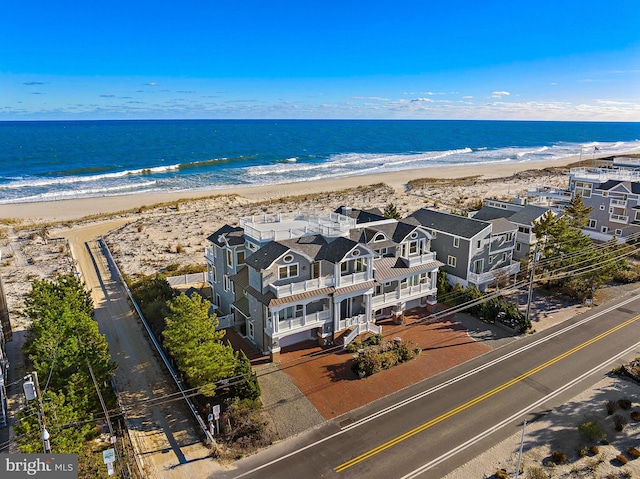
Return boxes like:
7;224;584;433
244;242;290;270
598;180;640;194
489;217;517;234
409;208;490;238
320;236;361;263
335;206;386;224
474;205;549;227
207;224;245;246
279;235;328;261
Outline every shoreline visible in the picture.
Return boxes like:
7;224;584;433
0;156;586;223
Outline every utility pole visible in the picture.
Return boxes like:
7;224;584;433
515;420;527;479
23;372;51;453
525;248;540;323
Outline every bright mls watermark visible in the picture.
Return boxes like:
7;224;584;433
2;454;78;478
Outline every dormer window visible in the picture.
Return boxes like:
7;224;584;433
283;254;294;263
373;233;386;242
410;231;418;239
352;249;361;257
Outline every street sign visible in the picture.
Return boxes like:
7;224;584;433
212;404;221;420
103;448;115;464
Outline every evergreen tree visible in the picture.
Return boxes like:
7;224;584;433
383;203;402;220
163;293;237;397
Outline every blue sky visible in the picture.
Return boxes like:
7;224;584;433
1;1;638;121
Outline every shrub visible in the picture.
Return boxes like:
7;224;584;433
579;421;606;443
631;410;640;421
576;445;587;458
606;399;620;415
589;445;600;455
526;466;549;479
627;447;640;459
550;451;567;465
616;454;629;465
494;469;508;479
613;414;628;432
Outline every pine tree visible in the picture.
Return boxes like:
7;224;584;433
383;203;402;219
163;293;237;396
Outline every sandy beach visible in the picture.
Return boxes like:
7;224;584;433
0;155;585;222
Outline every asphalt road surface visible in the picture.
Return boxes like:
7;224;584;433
214;293;640;479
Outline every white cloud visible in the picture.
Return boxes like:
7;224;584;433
491;91;510;97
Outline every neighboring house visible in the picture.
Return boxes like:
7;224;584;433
205;210;441;360
409;208;520;291
471;198;552;259
529;165;640;243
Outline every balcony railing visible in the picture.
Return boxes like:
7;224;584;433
610;198;627;207
372;282;435;307
338;314;367;331
276;309;331;333
402;251;437;267
269;275;335;297
610;214;629;224
467;261;520;286
337;271;370;287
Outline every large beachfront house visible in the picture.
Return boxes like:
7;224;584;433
409;208;520;291
205;211;442;360
471;199;552;259
529;161;640;243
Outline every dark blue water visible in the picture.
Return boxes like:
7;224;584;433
0;120;639;204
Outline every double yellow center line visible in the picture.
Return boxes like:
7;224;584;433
335;314;639;473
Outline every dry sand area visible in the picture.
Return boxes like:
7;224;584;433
2;158;639;478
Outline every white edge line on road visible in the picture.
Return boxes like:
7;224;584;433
399;341;640;479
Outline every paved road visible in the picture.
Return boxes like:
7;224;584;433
213;293;640;479
64;222;215;479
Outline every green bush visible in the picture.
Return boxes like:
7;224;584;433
578;421;606;443
576;445;587;458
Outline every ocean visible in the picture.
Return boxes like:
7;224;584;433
1;119;639;205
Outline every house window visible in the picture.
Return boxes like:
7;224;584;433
247;321;254;339
278;305;304;321
602;191;608;197
599;205;605;210
615;229;623;236
375;247;388;258
408;240;419;255
516;243;522;252
601;226;608;233
588;219;597;229
215;294;221;307
283;254;294;263
502;252;508;262
373;232;386;242
278;263;299;280
311;261;320;279
227;249;233;268
431;230;437;239
224;275;231;292
518;226;530;234
453;237;460;248
477;240;482;249
447;255;457;267
489;255;494;264
506;232;513;242
473;259;483;274
237;250;245;265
